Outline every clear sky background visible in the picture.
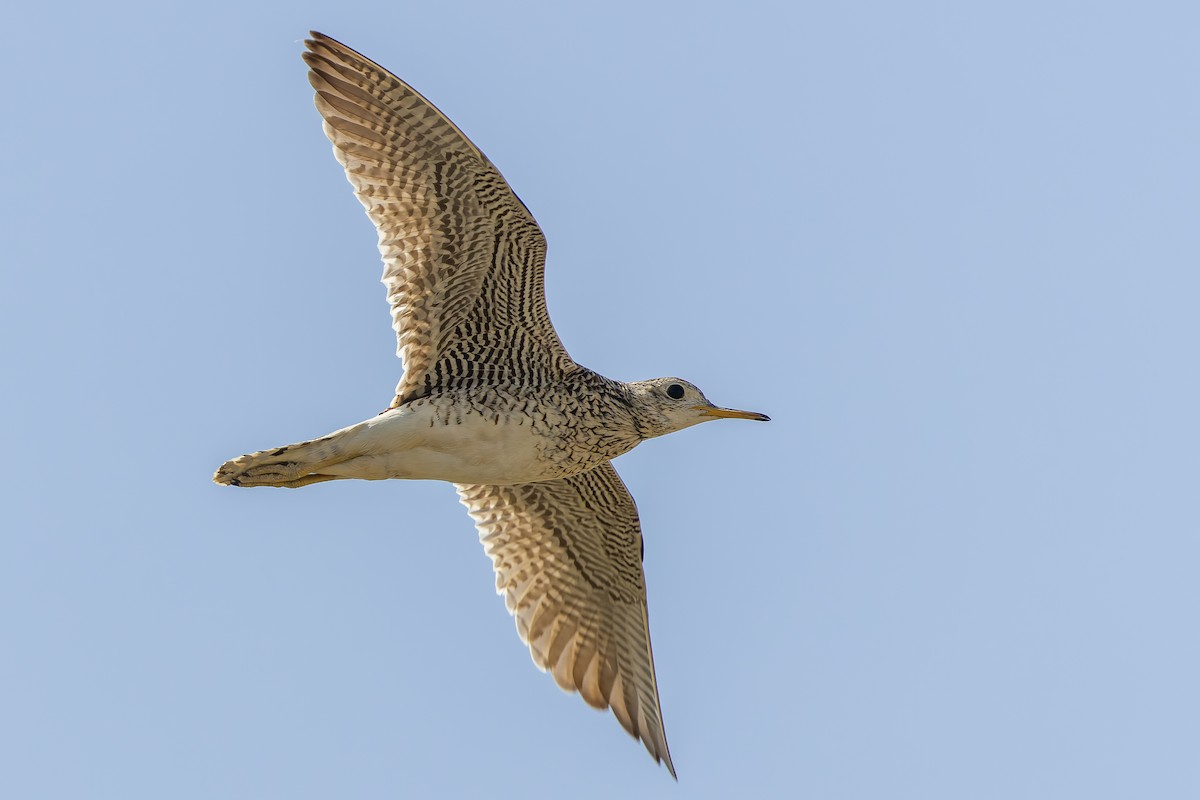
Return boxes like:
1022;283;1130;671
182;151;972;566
3;1;1198;798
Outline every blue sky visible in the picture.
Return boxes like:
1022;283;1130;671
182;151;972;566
3;1;1198;797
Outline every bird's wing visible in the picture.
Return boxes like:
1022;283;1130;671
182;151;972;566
456;461;676;778
303;32;575;406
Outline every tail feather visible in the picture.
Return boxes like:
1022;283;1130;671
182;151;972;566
213;435;341;488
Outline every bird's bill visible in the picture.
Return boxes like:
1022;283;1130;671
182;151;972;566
694;405;771;422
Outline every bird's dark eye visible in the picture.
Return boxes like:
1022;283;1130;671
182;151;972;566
666;384;685;400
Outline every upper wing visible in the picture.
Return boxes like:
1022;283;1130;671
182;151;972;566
456;462;676;778
303;32;575;406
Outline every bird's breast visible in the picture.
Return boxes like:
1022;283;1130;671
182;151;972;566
353;389;640;485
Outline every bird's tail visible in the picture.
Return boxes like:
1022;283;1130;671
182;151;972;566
213;434;345;489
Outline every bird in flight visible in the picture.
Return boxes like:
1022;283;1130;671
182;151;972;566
214;31;769;778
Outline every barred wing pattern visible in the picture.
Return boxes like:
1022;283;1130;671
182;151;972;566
457;462;676;778
303;33;575;405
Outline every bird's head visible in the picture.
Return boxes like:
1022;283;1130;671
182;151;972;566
627;377;770;439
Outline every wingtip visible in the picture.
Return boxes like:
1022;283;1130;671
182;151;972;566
304;30;340;55
653;734;677;780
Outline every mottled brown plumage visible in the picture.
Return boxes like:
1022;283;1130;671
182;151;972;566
304;33;572;406
215;32;769;779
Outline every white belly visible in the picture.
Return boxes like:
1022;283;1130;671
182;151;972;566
319;401;569;485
